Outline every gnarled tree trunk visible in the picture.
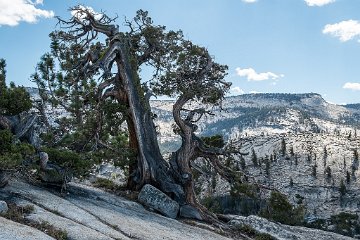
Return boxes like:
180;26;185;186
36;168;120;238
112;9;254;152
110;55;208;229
112;39;185;202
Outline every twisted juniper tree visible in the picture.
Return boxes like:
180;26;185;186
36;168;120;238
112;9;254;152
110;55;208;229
50;6;242;220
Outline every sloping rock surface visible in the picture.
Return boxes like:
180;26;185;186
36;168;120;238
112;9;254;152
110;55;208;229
229;215;354;240
0;180;231;240
0;216;55;240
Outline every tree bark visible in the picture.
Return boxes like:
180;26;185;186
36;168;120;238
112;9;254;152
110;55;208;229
113;39;185;202
170;94;198;205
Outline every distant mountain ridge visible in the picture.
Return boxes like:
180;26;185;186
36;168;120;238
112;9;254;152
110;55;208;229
345;103;360;110
151;92;360;149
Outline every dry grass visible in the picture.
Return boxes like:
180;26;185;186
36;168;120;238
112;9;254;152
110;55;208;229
1;202;68;240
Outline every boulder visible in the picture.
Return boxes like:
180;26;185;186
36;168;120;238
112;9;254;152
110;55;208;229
179;204;202;220
0;201;8;214
138;184;179;219
39;167;65;185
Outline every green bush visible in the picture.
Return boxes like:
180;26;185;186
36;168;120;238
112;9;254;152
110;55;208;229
201;134;225;148
330;212;360;237
260;191;305;226
0;59;32;116
230;182;259;199
0;129;34;169
200;196;223;214
93;178;123;192
43;147;95;178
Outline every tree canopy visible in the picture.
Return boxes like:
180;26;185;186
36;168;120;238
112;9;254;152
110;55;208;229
31;6;243;221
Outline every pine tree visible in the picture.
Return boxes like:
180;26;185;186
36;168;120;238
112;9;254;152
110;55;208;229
32;43;131;177
0;59;34;171
0;59;32;116
354;149;359;163
240;156;246;170
251;149;258;167
339;179;346;197
312;165;317;178
346;171;351;184
323;146;328;167
325;166;332;179
281;137;286;157
265;159;270;176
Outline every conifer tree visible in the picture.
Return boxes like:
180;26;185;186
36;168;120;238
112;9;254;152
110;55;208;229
280;137;286;157
0;59;34;186
251;149;258;167
339;179;346;197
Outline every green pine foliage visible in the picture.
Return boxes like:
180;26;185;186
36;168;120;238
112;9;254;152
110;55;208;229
280;137;286;157
0;59;32;116
32;40;132;178
251;149;258;167
339;179;346;197
0;130;35;169
330;212;360;237
260;191;305;226
201;134;225;148
0;59;34;170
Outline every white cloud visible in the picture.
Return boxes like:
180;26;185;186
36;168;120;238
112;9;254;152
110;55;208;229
230;87;245;95
304;0;335;6
71;5;103;21
242;0;257;3
249;91;261;94
0;0;54;26
323;20;360;42
343;82;360;91
235;67;284;81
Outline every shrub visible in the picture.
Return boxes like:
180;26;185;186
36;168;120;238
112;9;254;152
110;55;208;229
201;134;225;148
260;191;305;226
43;147;95;178
330;212;360;237
200;196;223;214
230;182;259;199
2;203;67;240
0;129;35;169
93;178;123;192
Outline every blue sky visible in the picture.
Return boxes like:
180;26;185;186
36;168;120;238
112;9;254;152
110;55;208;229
0;0;359;104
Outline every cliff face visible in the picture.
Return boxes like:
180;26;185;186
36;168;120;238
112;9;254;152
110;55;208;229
153;93;360;223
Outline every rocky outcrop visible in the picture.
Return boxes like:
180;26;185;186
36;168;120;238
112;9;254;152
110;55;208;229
229;215;353;240
0;180;230;240
138;184;180;219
